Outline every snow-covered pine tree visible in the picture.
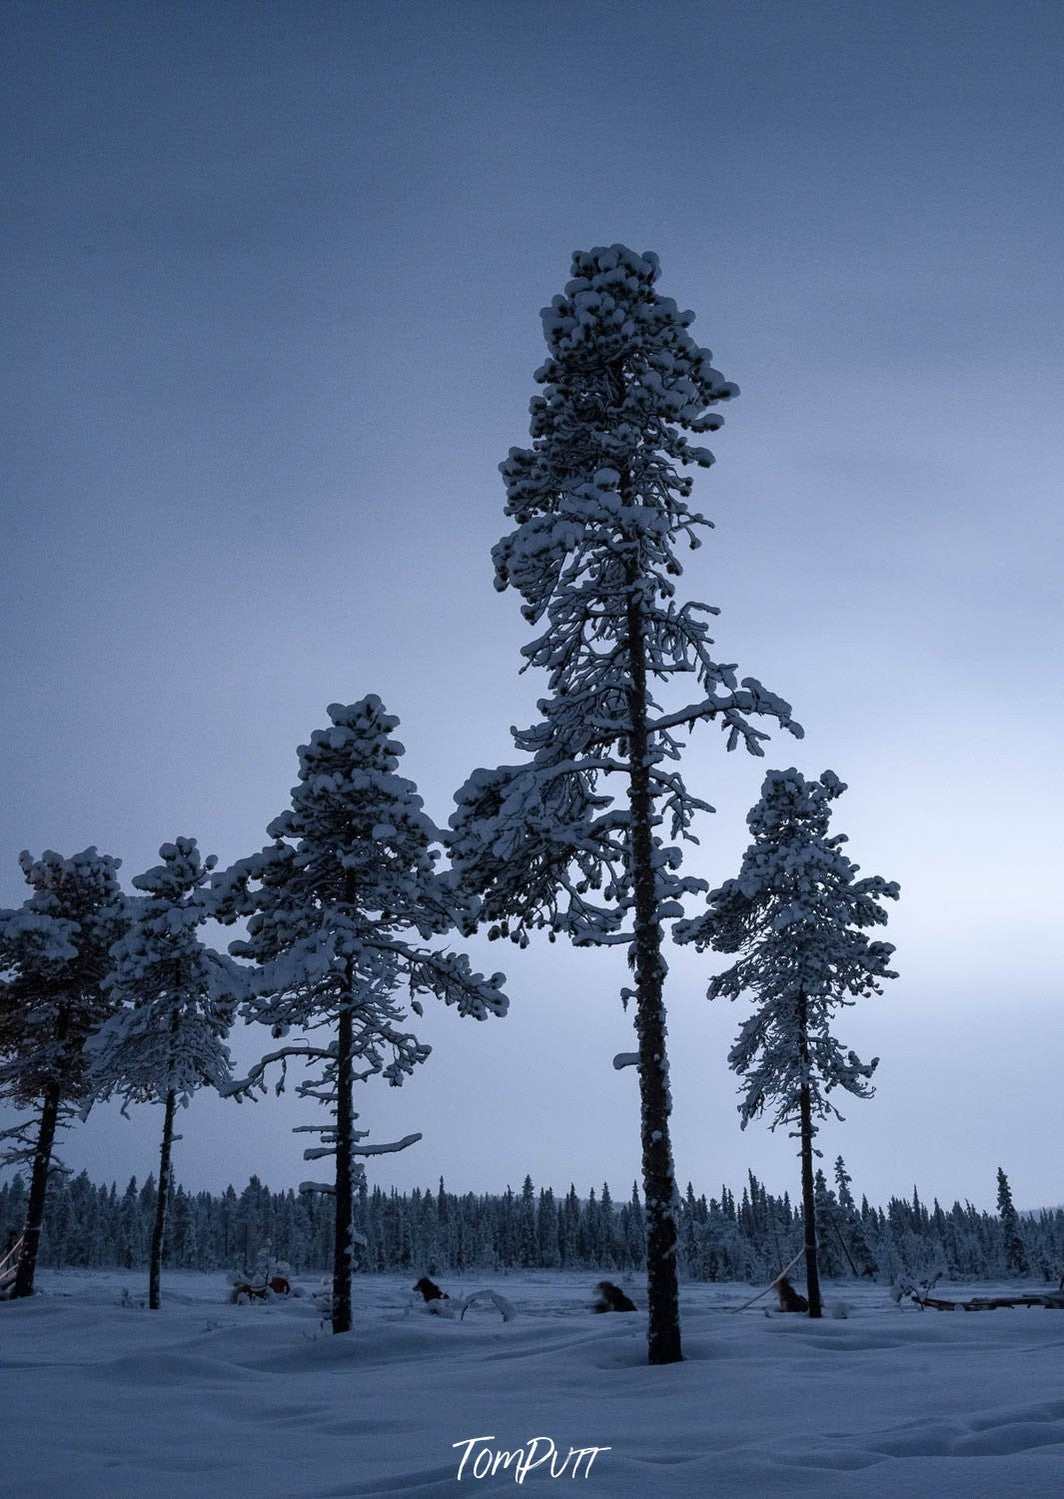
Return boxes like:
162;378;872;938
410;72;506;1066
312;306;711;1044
676;768;898;1316
518;1174;537;1268
995;1167;1029;1276
813;1168;849;1277
449;244;801;1364
212;697;508;1334
599;1180;616;1266
537;1186;562;1268
834;1155;878;1276
83;837;239;1308
834;1156;855;1213
0;848;127;1297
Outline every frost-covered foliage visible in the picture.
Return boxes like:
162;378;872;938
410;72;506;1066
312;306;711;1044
86;837;237;1111
677;768;897;1317
0;848;127;1140
833;1154;879;1277
996;1167;1029;1276
676;768;899;1131
0;847;127;1295
450;245;800;1364
5;1165;1050;1286
212;697;507;1332
82;837;240;1308
451;245;801;949
214;696;507;1066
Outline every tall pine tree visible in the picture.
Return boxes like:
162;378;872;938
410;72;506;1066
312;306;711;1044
213;697;507;1333
0;848;127;1297
83;837;239;1308
996;1167;1029;1276
450;244;799;1363
677;769;897;1316
833;1156;878;1277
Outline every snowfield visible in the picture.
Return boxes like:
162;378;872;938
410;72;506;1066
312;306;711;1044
4;1270;1064;1497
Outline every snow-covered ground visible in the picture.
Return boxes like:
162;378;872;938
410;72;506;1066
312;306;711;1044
4;1269;1064;1497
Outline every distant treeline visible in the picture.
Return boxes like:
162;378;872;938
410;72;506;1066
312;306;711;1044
2;1164;1060;1285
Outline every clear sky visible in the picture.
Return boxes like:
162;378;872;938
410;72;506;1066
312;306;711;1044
3;0;1061;1213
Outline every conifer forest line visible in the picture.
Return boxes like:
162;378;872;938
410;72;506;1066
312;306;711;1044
3;1163;1055;1286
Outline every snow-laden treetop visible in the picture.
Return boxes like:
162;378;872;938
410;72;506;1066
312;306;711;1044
494;243;741;624
257;696;457;937
214;696;507;1025
1;847;125;981
677;768;900;974
536;243;735;423
0;847;127;1111
106;835;227;990
450;247;801;951
676;768;900;1128
86;837;235;1108
130;834;217;900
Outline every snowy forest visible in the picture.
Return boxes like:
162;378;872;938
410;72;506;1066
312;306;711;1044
6;3;1062;1491
2;1163;1054;1288
0;244;1042;1362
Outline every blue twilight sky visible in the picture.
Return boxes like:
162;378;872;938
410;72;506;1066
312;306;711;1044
2;0;1061;1212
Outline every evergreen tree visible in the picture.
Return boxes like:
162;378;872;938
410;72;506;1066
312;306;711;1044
561;1184;581;1266
833;1157;878;1276
434;1177;452;1267
83;838;238;1308
599;1181;615;1267
218;1184;238;1262
911;1184;928;1230
813;1168;848;1278
234;1174;272;1274
0;847;127;1296
518;1174;537;1268
579;1187;600;1264
495;1186;517;1267
536;1186;561;1268
213;697;507;1332
625;1180;645;1267
449;244;799;1364
677;768;898;1316
996;1167;1029;1276
834;1157;855;1213
122;1176;151;1270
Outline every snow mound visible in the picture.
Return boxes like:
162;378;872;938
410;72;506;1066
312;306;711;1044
2;1271;1063;1497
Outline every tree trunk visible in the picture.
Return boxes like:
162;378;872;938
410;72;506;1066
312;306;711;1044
797;991;822;1318
332;997;355;1335
148;1007;183;1309
12;1080;62;1299
149;1087;177;1310
625;584;683;1366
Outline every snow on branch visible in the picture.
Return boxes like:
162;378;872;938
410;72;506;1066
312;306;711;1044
352;1131;422;1156
650;679;802;749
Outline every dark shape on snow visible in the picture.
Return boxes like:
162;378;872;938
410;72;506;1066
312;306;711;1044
230;1274;292;1304
593;1280;637;1313
413;1276;449;1304
776;1276;809;1313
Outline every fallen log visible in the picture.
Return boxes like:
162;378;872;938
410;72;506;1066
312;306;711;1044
909;1291;1064;1311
